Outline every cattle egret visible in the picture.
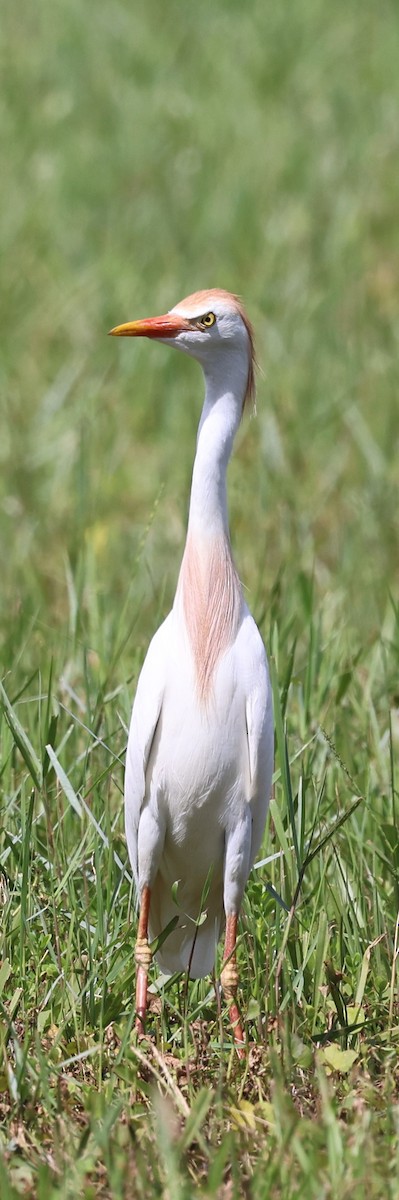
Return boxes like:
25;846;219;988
110;289;274;1054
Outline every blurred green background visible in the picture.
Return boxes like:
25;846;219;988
2;0;398;675
1;2;399;1191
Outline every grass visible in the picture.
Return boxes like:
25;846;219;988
1;0;399;1194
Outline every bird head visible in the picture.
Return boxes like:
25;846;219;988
109;289;256;410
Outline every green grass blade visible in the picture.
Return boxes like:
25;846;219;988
0;680;42;790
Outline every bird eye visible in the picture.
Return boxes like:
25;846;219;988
199;312;216;329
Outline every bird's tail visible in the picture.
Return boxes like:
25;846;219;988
149;874;224;979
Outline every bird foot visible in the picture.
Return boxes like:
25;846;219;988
221;959;239;996
135;1013;147;1039
135;937;152;971
135;961;149;1035
221;960;246;1056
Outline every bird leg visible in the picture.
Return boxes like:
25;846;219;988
221;912;245;1058
135;885;152;1036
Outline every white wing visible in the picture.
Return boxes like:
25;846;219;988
124;613;171;890
246;674;274;863
214;610;273;924
238;613;274;863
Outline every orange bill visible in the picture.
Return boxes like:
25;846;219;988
109;313;191;338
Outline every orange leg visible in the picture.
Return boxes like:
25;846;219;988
221;912;245;1058
135;885;152;1036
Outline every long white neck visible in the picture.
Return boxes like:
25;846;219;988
187;357;245;542
175;355;247;701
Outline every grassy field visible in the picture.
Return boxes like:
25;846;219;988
1;0;399;1194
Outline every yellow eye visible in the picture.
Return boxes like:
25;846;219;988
200;311;216;328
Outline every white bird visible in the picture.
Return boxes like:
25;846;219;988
110;289;273;1054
